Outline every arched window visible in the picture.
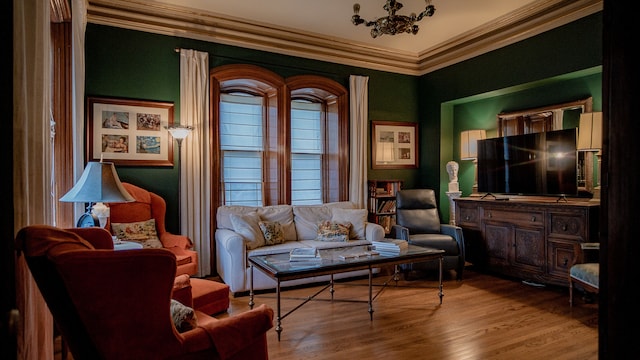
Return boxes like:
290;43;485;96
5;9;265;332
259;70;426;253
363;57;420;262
210;66;348;208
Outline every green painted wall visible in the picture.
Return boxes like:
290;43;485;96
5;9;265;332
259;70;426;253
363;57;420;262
85;11;602;230
85;24;419;232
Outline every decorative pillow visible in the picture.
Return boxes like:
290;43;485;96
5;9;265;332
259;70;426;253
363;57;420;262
258;221;285;245
170;299;197;333
110;219;163;248
229;212;265;249
258;205;297;240
316;220;352;242
331;208;367;239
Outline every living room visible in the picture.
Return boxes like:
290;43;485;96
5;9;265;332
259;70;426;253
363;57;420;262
6;0;636;359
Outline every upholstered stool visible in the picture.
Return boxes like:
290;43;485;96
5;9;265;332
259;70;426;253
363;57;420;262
172;275;230;315
190;278;230;315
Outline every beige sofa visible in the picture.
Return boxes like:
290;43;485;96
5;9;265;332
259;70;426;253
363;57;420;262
215;201;386;295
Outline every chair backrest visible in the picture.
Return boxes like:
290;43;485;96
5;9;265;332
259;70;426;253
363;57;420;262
395;189;442;234
15;225;186;359
108;182;169;237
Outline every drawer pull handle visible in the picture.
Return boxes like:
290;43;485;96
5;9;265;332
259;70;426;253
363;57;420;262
562;225;567;231
531;216;536;222
563;258;568;266
488;212;492;218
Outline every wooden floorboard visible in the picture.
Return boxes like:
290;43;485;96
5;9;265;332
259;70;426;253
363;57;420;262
55;266;597;360
221;266;598;360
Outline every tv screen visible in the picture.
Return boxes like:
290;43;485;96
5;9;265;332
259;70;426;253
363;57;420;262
477;128;578;196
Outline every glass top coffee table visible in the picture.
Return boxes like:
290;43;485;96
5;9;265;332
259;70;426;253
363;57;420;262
248;243;445;340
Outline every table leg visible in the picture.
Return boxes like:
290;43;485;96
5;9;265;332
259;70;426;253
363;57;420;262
276;281;282;341
393;264;400;285
248;264;254;309
438;256;444;304
368;266;374;320
330;273;335;300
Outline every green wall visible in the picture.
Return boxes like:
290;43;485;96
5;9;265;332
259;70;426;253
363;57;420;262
85;24;419;232
85;11;602;230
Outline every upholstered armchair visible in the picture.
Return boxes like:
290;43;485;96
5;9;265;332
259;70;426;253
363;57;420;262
15;225;273;360
391;189;465;280
108;182;198;276
569;242;599;306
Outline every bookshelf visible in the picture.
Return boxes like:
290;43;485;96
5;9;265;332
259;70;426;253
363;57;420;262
367;179;403;235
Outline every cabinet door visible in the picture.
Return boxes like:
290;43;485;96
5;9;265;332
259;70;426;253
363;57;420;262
483;222;511;268
511;227;546;274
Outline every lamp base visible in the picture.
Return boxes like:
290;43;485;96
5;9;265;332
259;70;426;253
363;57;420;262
77;212;100;228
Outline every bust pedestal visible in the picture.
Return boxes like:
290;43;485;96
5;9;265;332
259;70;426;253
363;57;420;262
446;190;462;225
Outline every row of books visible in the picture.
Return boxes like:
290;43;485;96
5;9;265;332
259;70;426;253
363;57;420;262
375;200;396;213
377;215;396;233
371;239;408;255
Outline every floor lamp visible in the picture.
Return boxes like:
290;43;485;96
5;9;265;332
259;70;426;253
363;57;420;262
166;125;193;228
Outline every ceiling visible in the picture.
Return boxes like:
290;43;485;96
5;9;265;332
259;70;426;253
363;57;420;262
87;0;602;75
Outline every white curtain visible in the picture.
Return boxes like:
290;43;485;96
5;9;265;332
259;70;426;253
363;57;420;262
14;0;54;359
179;49;211;277
72;0;88;220
349;75;369;208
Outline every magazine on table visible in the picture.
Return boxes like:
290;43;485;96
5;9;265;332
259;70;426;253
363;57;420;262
289;247;322;262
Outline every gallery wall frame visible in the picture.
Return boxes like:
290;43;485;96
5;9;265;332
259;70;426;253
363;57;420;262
86;96;175;167
371;120;419;169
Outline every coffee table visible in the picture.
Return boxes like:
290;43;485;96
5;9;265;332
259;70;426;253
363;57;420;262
248;244;445;340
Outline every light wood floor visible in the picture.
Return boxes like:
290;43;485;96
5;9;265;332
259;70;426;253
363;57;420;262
56;266;598;360
221;266;598;360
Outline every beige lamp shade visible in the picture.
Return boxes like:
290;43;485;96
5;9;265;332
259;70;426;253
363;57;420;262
60;161;134;203
460;129;486;160
577;112;603;151
376;142;395;163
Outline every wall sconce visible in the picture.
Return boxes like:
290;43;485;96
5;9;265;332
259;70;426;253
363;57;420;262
578;112;603;200
60;161;134;227
460;129;486;195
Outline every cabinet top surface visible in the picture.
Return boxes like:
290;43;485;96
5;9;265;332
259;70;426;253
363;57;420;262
454;196;599;208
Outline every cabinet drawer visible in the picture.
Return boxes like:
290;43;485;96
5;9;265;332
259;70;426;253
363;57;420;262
547;239;576;284
458;205;480;228
548;212;586;238
483;209;544;227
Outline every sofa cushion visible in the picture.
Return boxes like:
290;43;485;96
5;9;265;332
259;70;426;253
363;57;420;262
258;221;285;245
110;219;163;249
229;212;265;250
316;220;351;242
331;208;367;240
293;205;333;240
216;205;260;231
258;205;296;240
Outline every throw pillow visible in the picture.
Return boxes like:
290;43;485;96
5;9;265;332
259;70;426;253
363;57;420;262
258;221;285;245
331;208;367;239
110;219;163;248
229;212;265;249
170;299;197;333
258;205;297;240
316;220;352;242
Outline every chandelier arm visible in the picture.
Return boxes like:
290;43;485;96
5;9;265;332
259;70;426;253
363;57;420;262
352;1;436;38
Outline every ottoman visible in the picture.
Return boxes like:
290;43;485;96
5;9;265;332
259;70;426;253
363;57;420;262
190;278;230;315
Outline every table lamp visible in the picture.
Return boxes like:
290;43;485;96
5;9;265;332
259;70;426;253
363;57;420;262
60;161;135;227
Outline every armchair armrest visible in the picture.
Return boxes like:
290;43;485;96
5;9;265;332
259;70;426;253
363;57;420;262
390;224;410;241
198;304;274;359
441;224;465;262
161;232;192;249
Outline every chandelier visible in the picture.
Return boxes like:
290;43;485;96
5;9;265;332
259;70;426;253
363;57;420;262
352;0;436;38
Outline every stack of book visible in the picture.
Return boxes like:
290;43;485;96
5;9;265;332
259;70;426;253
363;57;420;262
289;247;322;262
371;239;408;255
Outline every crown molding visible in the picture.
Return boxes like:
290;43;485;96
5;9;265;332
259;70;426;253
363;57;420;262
87;0;602;76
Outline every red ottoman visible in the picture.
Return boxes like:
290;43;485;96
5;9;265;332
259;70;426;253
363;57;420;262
189;278;230;315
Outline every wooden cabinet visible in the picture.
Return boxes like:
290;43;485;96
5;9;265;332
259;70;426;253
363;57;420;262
453;197;599;287
367;180;402;235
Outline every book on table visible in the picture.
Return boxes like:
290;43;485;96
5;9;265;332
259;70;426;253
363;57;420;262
289;247;322;262
371;239;408;252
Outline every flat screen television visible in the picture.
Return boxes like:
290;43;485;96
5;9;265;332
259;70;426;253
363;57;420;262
477;128;578;197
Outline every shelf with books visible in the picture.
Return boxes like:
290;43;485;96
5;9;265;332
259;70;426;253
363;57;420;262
367;179;403;236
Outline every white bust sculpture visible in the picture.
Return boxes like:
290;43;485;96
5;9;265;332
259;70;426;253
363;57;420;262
446;161;460;193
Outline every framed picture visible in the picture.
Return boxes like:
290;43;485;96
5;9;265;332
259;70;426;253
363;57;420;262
371;121;418;169
86;96;175;167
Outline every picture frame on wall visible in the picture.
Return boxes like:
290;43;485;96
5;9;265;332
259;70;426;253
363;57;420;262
86;96;175;167
371;120;419;169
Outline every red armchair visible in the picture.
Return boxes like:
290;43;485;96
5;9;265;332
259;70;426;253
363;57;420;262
15;225;273;360
108;182;198;276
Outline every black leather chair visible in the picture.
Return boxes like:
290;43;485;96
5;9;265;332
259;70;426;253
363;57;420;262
391;189;465;280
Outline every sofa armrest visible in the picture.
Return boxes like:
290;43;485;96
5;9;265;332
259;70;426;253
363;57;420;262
215;228;248;293
161;232;192;249
364;222;385;242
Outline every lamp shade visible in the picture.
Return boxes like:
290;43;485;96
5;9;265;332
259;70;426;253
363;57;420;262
166;125;193;140
376;142;395;163
577;112;603;151
460;129;486;160
60;162;134;203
